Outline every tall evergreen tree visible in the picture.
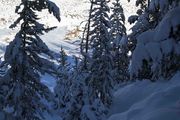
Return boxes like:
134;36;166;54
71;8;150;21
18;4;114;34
68;0;113;119
110;0;129;82
110;0;126;40
0;0;60;119
87;0;113;107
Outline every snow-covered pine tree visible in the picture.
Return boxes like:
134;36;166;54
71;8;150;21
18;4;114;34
87;0;113;109
63;71;86;120
0;0;60;119
56;0;128;119
130;0;180;79
110;0;126;40
110;0;129;82
54;47;71;113
64;58;107;120
58;56;88;120
58;47;68;67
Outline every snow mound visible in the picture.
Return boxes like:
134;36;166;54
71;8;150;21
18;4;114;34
108;72;180;120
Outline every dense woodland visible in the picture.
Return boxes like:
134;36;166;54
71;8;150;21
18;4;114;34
0;0;179;120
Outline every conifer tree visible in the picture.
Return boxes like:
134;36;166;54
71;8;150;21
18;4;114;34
64;56;108;120
86;0;113;108
57;56;88;120
54;47;70;112
110;0;126;40
110;0;129;82
0;0;60;119
63;70;86;120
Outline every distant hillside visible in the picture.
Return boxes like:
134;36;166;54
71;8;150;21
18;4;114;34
0;0;137;29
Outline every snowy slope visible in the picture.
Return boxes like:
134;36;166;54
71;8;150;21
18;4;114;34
108;72;180;120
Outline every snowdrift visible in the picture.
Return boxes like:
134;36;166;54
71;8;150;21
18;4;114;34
108;72;180;120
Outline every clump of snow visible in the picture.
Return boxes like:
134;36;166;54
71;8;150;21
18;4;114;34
130;43;149;76
108;72;180;120
41;73;57;92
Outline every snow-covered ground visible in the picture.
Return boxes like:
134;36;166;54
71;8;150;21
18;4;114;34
108;72;180;120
